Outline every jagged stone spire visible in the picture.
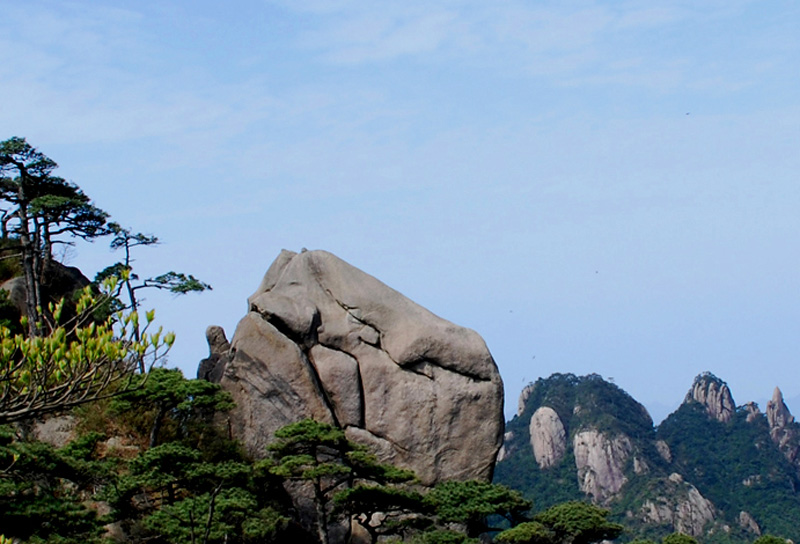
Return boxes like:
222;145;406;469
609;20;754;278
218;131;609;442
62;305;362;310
766;387;794;430
685;372;735;423
765;386;800;465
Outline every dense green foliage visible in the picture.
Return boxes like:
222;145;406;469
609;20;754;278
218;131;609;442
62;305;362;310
532;501;623;544
0;283;175;425
0;426;107;543
657;401;800;540
268;418;423;543
423;480;531;537
495;372;800;544
494;373;661;513
1;369;301;544
494;501;621;544
0;136;108;336
6;364;798;544
495;521;554;544
661;534;699;544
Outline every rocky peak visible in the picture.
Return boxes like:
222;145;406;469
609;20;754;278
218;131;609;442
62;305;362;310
767;387;794;430
503;373;655;505
685;372;735;423
765;386;800;465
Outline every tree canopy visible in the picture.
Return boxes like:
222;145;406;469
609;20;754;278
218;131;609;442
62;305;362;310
0;281;174;425
0;136;109;335
424;479;531;537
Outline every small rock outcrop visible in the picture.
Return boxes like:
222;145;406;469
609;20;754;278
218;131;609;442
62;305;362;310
197;326;231;382
209;249;504;486
743;402;761;423
517;383;537;417
573;430;632;503
529;407;567;469
738;511;761;536
640;473;716;537
656;440;672;463
686;373;735;423
30;415;77;448
497;431;515;462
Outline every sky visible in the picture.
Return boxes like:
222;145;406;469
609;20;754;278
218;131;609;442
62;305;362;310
2;0;800;423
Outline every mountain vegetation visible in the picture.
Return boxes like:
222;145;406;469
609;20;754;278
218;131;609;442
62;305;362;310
495;372;800;544
0;374;628;544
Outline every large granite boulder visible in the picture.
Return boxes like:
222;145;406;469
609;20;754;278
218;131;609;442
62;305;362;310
529;406;567;469
206;249;504;485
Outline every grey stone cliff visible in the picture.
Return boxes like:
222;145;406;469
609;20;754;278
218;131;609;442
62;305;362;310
207;249;504;486
573;430;631;504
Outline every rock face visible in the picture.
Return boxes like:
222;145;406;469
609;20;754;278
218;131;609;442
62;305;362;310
497;431;515;463
766;387;800;465
197;326;231;382
211;249;504;485
641;473;716;537
656;440;672;463
573;430;631;503
767;387;794;431
0;262;91;316
529;407;567;469
738;511;761;536
517;383;537;417
686;372;735;423
30;415;77;448
743;402;761;423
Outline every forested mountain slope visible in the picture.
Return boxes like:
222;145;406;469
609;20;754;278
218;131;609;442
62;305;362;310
495;372;800;543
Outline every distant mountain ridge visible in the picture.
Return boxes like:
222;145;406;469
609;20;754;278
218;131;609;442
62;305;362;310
494;372;800;543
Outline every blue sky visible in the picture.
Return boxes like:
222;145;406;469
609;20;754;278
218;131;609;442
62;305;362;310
2;0;800;422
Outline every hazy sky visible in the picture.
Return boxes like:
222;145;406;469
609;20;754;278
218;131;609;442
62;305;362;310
3;0;799;422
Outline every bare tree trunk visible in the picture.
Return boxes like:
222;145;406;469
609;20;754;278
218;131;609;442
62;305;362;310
121;240;145;372
16;209;39;337
31;216;43;325
315;480;330;544
203;483;224;544
150;404;167;448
